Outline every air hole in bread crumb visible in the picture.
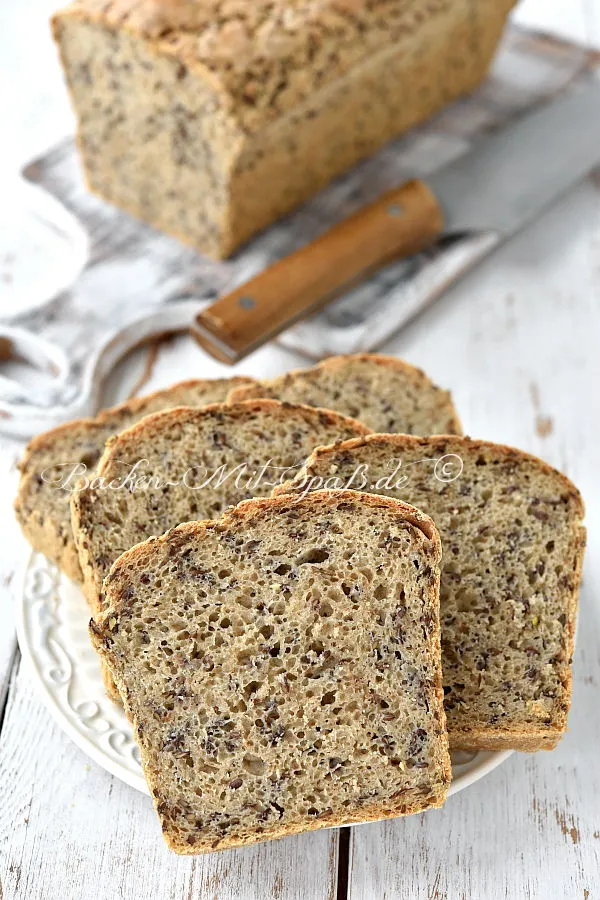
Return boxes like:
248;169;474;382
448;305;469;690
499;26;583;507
243;680;260;698
298;548;329;564
242;755;265;775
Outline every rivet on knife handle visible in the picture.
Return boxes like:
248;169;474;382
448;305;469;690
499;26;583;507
191;179;444;364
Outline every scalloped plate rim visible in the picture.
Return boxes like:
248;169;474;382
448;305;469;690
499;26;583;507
16;551;513;806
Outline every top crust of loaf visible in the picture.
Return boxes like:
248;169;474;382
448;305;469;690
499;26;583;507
53;0;516;132
228;353;462;436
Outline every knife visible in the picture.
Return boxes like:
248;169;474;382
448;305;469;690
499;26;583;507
191;74;600;364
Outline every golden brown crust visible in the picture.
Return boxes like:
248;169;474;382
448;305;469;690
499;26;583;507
92;489;451;852
100;398;371;466
450;728;563;753
53;0;516;134
227;488;443;556
101;489;441;595
160;785;448;854
281;433;585;518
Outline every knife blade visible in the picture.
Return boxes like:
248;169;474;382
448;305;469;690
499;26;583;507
429;74;600;235
192;75;600;364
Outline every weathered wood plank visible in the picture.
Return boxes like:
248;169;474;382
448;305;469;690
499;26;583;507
0;437;29;713
0;668;339;900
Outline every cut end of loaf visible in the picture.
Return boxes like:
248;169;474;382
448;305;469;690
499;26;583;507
52;0;514;254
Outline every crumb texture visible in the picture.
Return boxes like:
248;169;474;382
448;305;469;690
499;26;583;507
280;436;586;749
91;490;450;853
228;354;462;435
14;378;254;581
72;400;370;611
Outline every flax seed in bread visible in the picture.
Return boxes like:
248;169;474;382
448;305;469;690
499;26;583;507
90;490;450;853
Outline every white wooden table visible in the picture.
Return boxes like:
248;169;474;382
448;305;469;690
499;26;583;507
1;3;600;898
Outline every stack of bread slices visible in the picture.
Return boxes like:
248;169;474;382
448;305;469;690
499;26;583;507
15;353;585;855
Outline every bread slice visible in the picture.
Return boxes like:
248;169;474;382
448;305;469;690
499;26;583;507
90;490;451;854
227;354;462;436
275;435;586;752
72;400;370;615
15;377;257;581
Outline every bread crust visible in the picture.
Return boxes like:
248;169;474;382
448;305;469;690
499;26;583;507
227;353;463;435
277;433;585;517
52;1;516;133
14;377;257;581
276;434;586;753
91;489;451;853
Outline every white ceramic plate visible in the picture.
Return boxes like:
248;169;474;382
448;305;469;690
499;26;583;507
16;551;512;797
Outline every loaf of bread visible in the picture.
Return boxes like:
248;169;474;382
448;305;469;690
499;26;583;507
276;435;586;751
15;377;256;582
90;490;451;853
52;0;515;258
71;400;370;614
228;354;462;435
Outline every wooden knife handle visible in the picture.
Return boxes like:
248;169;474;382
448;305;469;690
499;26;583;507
191;179;443;363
